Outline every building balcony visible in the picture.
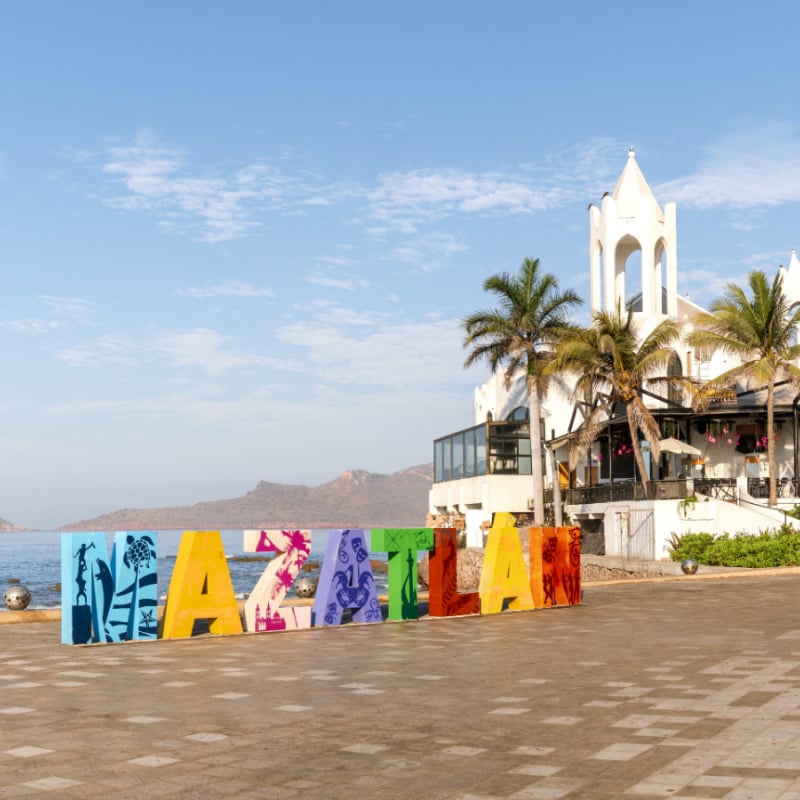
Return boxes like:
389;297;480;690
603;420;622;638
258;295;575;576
566;477;693;505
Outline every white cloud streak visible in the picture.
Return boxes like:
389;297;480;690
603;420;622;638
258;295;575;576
80;133;627;243
275;317;472;387
153;328;273;375
95;132;330;243
38;295;95;319
78;129;800;250
181;280;275;299
364;140;622;233
305;273;370;290
56;334;143;367
3;319;59;335
390;232;469;271
655;125;800;210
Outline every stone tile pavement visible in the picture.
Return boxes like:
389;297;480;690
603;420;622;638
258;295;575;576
3;575;800;798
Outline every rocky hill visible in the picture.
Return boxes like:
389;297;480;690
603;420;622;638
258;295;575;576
58;464;433;531
0;517;26;532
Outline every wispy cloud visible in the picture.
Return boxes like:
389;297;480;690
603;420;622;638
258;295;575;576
366;168;550;234
79;133;625;245
655;124;800;210
4;295;94;337
275;318;472;387
53;326;280;375
742;250;789;269
305;256;369;291
302;303;377;327
154;328;273;375
56;334;142;367
365;140;621;234
305;272;370;290
390;232;469;271
676;248;791;307
3;319;59;335
88;131;334;243
381;115;418;139
38;295;95;319
181;280;275;299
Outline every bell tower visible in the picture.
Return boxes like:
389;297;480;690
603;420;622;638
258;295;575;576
588;148;677;319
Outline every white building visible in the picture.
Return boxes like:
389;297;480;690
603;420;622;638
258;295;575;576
429;150;800;557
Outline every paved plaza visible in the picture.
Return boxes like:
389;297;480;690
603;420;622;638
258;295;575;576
3;574;800;798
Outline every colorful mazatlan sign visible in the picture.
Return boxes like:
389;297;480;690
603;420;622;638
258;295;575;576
60;515;581;645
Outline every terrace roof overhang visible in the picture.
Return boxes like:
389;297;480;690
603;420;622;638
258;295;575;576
546;382;800;452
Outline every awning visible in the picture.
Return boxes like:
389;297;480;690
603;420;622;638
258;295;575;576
658;436;701;456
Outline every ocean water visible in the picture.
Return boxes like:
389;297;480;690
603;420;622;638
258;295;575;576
0;529;389;610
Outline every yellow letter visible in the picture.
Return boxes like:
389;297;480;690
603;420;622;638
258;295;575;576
161;531;243;639
479;512;534;614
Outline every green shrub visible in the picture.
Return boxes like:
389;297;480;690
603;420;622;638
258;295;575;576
669;532;715;562
669;528;800;568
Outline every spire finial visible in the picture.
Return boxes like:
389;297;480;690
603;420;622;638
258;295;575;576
628;146;636;158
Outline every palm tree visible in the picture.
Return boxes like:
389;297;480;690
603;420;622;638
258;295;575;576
555;303;683;498
687;270;800;506
463;257;582;525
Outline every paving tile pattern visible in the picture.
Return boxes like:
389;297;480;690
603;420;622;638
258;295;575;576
2;576;800;797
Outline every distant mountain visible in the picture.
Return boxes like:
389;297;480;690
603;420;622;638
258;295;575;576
0;517;26;532
58;464;433;531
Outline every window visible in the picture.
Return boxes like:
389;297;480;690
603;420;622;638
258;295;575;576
452;432;464;479
464;428;475;477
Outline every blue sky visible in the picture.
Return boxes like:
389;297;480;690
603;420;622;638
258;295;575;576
1;2;799;528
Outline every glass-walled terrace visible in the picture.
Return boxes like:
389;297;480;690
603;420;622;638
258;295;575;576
434;418;534;483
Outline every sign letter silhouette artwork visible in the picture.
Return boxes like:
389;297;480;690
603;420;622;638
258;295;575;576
529;526;582;608
371;528;434;620
60;532;159;644
242;529;312;632
312;529;382;626
427;528;480;618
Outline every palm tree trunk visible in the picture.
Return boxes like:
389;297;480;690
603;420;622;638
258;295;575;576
549;446;563;526
768;378;777;506
529;387;545;525
626;401;650;497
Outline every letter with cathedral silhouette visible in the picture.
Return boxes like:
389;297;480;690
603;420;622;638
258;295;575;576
242;529;312;632
371;528;434;620
161;530;243;639
312;529;382;626
528;526;581;608
479;512;534;615
427;528;480;617
60;531;158;644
